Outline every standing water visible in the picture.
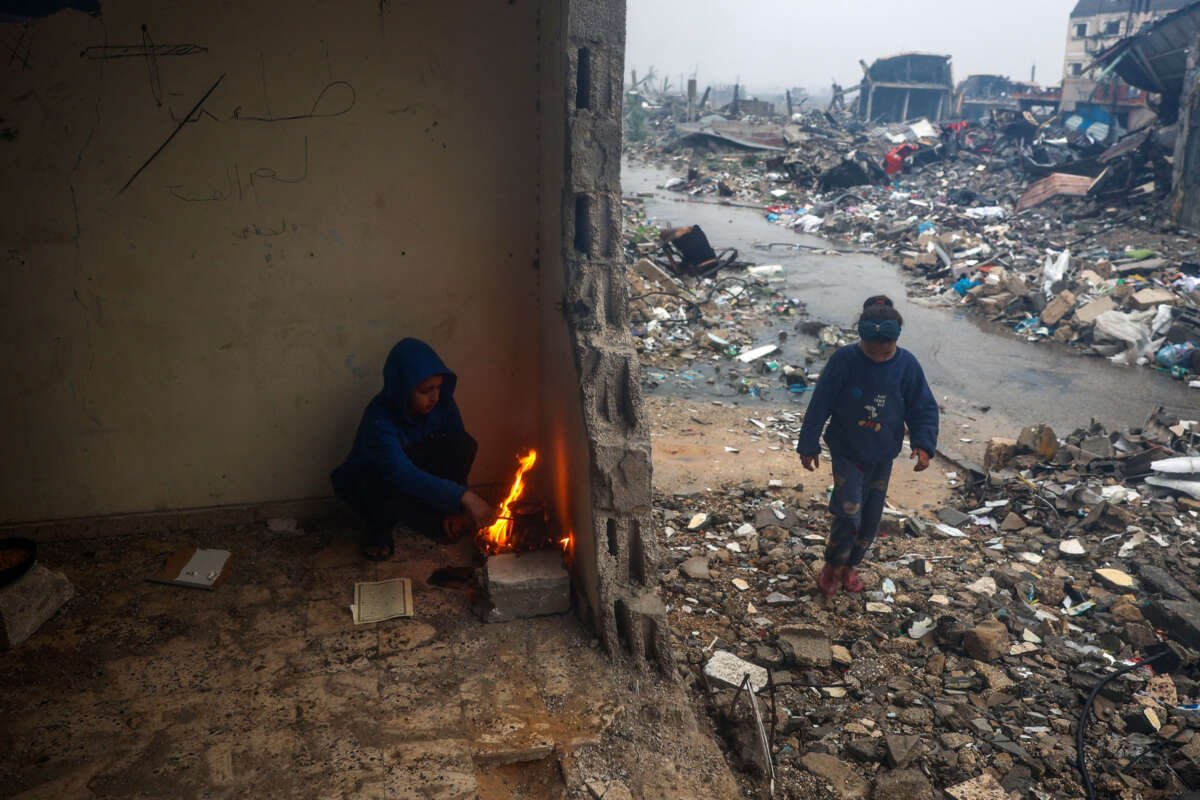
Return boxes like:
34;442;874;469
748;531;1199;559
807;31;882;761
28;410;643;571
624;160;1197;441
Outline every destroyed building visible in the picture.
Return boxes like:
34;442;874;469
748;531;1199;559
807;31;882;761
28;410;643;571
1092;1;1200;224
857;52;954;124
954;75;1062;120
1061;0;1190;113
954;74;1021;119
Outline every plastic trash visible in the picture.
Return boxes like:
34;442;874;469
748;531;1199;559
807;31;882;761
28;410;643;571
953;277;982;296
916;221;936;234
964;206;1008;220
1123;248;1156;261
1151;303;1174;337
1094;308;1158;362
1015;317;1041;333
1157;342;1196;368
1041;250;1070;300
794;214;824;233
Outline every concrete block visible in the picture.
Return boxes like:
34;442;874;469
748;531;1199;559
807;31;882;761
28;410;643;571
1131;287;1176;310
1004;274;1031;297
1040;289;1076;326
483;550;570;622
777;625;832;667
1;563;74;649
984;437;1017;469
1016;424;1058;460
1075;295;1116;324
703;650;768;692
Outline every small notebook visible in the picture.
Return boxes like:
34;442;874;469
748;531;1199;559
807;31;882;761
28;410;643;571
148;548;233;590
351;577;413;624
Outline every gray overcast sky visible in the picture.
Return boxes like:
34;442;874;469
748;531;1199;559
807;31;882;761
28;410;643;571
626;0;1079;94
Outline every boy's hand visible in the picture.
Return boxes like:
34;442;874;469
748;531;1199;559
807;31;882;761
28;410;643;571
461;490;496;531
442;512;469;541
800;454;819;472
911;448;931;472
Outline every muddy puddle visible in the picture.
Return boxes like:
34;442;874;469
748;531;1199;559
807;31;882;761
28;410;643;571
625;160;1197;443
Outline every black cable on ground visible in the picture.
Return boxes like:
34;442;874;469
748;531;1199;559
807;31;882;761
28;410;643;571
1076;649;1170;800
629;276;752;323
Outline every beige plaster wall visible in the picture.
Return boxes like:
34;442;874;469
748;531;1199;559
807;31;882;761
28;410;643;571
0;1;546;522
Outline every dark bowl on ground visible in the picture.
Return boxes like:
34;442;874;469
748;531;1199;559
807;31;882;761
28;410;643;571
0;538;37;588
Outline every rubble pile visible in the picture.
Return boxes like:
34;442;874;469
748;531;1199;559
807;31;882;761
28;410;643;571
622;197;848;403
625;110;1200;385
654;409;1200;798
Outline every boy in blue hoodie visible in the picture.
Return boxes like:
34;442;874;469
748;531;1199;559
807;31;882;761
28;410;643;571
796;297;938;596
331;338;494;560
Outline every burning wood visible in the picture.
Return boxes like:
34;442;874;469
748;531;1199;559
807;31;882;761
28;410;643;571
476;450;539;555
475;449;576;559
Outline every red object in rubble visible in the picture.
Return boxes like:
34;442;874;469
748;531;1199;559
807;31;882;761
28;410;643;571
884;144;919;176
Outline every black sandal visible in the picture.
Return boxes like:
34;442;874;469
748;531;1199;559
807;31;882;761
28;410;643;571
360;527;395;562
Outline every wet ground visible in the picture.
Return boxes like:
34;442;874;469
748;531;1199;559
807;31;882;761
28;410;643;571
625;160;1197;450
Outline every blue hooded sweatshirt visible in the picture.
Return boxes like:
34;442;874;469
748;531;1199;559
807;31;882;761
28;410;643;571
796;344;938;463
337;339;467;513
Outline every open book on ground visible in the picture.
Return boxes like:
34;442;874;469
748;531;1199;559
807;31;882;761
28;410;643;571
351;577;413;624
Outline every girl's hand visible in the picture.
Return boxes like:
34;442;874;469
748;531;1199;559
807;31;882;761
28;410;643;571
800;454;819;472
911;448;931;472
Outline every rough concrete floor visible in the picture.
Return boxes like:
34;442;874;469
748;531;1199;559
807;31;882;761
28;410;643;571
0;524;740;799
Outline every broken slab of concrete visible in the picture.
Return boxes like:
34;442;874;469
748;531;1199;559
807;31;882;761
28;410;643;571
1132;563;1196;602
1040;290;1076;326
800;751;870;799
1145;599;1200;650
776;625;832;667
1075;296;1116;325
481;550;570;623
0;563;74;649
703;650;768;692
1131;287;1176;310
1016;424;1058;460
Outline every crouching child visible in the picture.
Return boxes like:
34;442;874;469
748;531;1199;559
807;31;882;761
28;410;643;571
331;338;494;561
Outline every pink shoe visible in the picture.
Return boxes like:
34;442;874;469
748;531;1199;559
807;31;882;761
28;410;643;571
817;565;842;598
842;567;865;594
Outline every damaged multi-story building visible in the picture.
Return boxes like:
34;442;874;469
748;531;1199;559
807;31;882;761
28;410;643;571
1061;0;1191;128
857;52;954;124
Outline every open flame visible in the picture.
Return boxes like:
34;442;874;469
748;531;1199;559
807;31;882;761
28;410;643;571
559;531;575;569
476;450;538;555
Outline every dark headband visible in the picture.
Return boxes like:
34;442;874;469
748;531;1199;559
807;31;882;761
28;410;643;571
858;318;901;342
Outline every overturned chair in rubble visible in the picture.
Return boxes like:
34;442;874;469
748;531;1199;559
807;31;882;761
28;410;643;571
658;225;742;279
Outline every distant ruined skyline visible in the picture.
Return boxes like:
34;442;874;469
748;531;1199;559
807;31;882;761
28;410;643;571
626;0;1079;96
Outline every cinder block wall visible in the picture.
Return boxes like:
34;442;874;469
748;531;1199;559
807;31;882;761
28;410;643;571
0;1;545;521
549;0;672;671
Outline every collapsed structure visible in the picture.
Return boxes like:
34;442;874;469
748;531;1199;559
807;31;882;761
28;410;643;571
858;52;954;124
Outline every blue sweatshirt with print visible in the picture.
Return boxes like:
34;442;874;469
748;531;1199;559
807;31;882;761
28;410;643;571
336;338;468;513
796;345;939;463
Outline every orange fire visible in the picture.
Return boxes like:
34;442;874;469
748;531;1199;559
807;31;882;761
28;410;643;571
559;531;575;569
476;450;538;554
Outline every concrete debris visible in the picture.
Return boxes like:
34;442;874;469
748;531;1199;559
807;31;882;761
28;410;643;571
703;649;768;692
481;551;570;622
629;64;1200;800
653;404;1200;798
799;752;870;799
625;86;1200;388
0;564;74;649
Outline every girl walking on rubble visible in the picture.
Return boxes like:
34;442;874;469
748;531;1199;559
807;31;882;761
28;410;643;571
796;296;939;597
